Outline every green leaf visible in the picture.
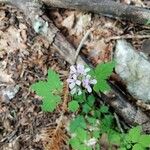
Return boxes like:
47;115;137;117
95;61;116;80
47;69;63;91
95;144;100;150
70;115;87;133
41;94;61;112
128;126;141;143
126;144;132;149
68;101;79;112
94;61;115;92
86;116;96;125
31;69;63;112
94;79;111;92
118;148;126;150
146;19;150;25
100;105;109;113
87;95;95;107
109;130;121;145
78;145;92;150
75;128;88;141
73;92;86;103
94;110;101;119
82;103;91;114
132;144;145;150
101;115;114;132
31;81;50;97
93;130;100;139
138;135;150;147
69;137;81;150
69;136;92;150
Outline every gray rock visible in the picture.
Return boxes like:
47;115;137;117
115;40;150;103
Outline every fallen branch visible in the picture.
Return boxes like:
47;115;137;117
74;29;91;64
1;0;85;65
100;81;150;133
42;0;150;25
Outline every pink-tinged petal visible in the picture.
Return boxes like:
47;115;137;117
85;68;90;73
77;64;84;70
69;82;75;89
87;86;92;93
90;79;97;84
77;64;85;74
76;80;81;86
67;78;74;83
82;78;90;87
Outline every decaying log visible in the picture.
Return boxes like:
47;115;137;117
42;0;150;25
1;0;85;65
0;0;150;132
101;81;150;133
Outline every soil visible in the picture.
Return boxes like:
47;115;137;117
0;0;150;149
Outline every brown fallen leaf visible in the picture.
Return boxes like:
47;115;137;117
62;13;75;29
0;69;14;83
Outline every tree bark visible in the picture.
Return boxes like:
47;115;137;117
42;0;150;25
0;0;85;65
101;81;150;133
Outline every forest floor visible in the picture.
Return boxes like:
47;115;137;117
0;0;150;150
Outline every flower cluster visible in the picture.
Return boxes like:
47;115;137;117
67;64;97;95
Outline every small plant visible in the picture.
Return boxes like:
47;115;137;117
119;126;150;150
31;69;63;112
30;62;150;150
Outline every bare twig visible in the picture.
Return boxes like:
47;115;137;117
105;34;150;42
114;112;124;133
74;29;91;64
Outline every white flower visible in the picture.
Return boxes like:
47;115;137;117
67;64;97;95
82;75;97;93
85;138;97;147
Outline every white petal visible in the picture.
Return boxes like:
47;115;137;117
90;79;97;84
67;78;74;83
85;138;97;146
70;65;76;73
77;64;84;70
72;74;77;80
85;68;90;73
86;75;91;79
77;89;82;95
69;82;75;89
71;88;76;95
76;80;81;86
87;86;92;93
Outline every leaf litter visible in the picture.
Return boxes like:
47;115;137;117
0;1;150;150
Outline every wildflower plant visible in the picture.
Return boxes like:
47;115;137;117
30;61;150;150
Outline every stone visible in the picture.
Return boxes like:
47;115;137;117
115;40;150;103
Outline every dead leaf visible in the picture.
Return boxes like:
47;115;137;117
3;119;12;132
0;10;6;21
62;13;75;29
74;13;91;35
0;69;14;83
